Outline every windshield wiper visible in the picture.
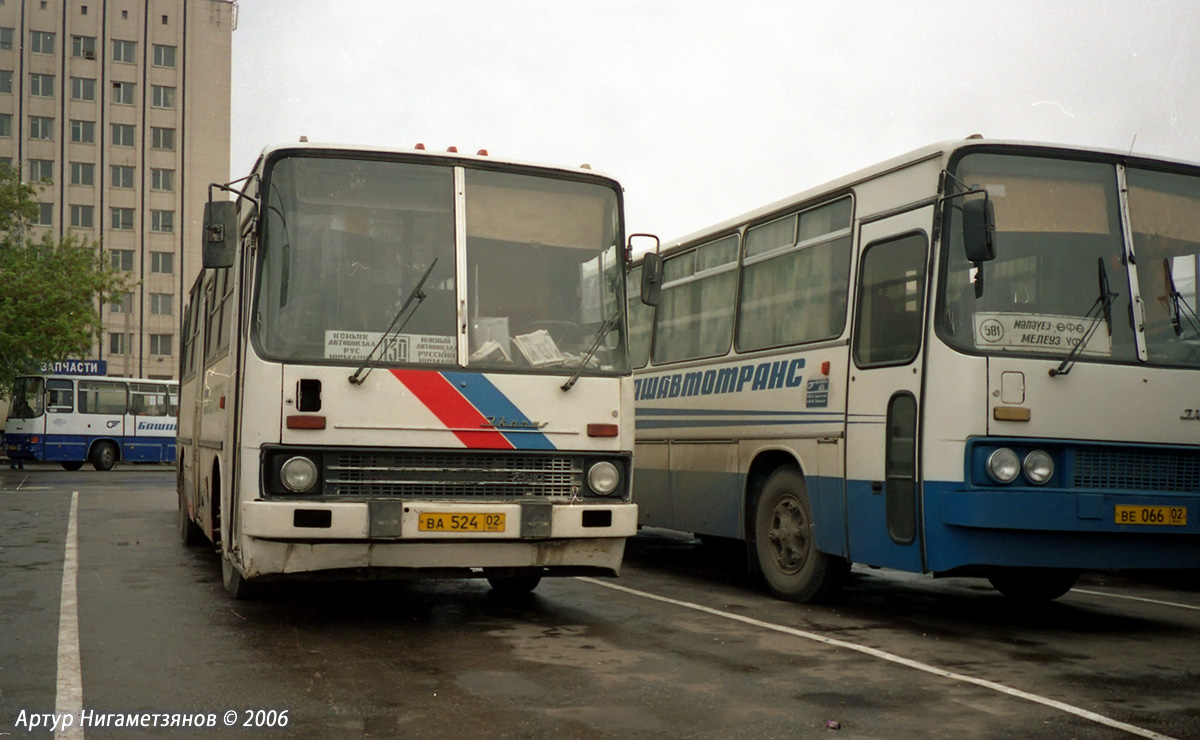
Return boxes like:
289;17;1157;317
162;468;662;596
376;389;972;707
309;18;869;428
348;258;438;385
1050;258;1118;377
561;311;621;392
1163;258;1200;339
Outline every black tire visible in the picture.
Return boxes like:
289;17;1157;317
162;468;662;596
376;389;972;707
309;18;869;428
753;466;849;603
89;441;118;471
987;568;1079;602
486;575;542;595
179;490;206;546
61;461;84;471
222;550;257;600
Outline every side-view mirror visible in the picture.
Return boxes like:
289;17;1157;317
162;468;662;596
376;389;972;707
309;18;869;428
640;252;663;307
627;233;662;307
962;196;996;263
202;200;238;269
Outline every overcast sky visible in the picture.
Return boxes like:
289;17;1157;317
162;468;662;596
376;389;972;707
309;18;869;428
231;0;1200;242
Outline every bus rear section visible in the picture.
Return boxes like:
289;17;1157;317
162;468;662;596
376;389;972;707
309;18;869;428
177;144;642;598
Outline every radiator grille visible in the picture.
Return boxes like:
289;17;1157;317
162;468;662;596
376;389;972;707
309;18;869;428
1073;448;1200;493
323;452;582;498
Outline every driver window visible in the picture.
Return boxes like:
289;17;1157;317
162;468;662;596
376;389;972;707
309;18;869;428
854;233;928;368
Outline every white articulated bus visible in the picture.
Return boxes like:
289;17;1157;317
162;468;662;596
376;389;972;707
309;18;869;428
627;138;1200;603
178;143;646;598
5;374;177;470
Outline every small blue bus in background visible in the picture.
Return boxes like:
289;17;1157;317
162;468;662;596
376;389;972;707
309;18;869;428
4;374;178;470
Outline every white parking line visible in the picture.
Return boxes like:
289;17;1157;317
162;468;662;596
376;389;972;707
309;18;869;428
1073;588;1200;612
579;577;1178;740
55;491;84;740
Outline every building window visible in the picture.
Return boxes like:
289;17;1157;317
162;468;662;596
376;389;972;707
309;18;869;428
150;210;174;233
35;202;52;226
111;123;135;147
70;204;93;228
29;116;54;140
70;119;95;144
71;35;96;59
152;44;176;68
29;73;54;97
151;85;175;109
161;14;168;25
110;207;134;231
110;292;132;314
0;28;13;51
70;162;94;186
108;332;129;355
30;30;55;55
150;293;173;316
111;165;135;189
151;251;174;274
0;70;12;94
112;39;136;63
70;77;95;101
81;5;88;16
149;334;172;356
110;249;134;271
150;168;174;192
150;127;175;151
0;113;11;138
112;81;135;105
27;159;53;182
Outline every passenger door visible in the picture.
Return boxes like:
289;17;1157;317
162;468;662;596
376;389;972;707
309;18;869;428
844;207;932;572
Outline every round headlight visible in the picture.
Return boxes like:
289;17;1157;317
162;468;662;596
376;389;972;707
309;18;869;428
280;456;318;492
986;448;1021;484
1023;450;1055;485
587;461;620;496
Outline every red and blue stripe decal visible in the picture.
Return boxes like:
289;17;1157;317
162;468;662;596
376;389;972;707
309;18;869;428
389;369;556;450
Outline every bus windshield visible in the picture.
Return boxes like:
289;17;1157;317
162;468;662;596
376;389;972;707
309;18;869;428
254;155;628;375
7;377;44;419
939;152;1200;368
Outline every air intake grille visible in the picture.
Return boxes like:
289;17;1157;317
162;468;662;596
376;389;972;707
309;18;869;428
1073;448;1200;493
323;451;582;498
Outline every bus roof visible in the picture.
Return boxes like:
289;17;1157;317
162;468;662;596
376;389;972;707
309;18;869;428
250;141;621;187
656;136;1200;253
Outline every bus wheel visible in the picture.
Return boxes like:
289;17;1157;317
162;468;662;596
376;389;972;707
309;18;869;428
987;568;1078;602
753;466;849;603
486;574;542;596
221;550;257;600
61;461;84;471
179;491;206;546
89;442;118;471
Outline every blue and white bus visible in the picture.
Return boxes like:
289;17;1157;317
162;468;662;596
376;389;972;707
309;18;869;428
628;138;1200;602
4;374;178;470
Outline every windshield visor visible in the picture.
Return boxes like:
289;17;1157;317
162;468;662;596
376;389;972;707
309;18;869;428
939;154;1137;365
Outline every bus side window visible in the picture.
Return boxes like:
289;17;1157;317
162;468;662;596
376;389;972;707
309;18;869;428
46;380;74;413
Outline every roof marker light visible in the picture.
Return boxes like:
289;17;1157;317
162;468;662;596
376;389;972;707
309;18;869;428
477;149;489;156
415;143;426;150
447;146;458;153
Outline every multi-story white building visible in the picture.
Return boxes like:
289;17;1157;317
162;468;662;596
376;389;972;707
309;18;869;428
0;0;233;379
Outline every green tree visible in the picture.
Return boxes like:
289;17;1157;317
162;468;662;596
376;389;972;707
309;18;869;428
0;166;130;396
